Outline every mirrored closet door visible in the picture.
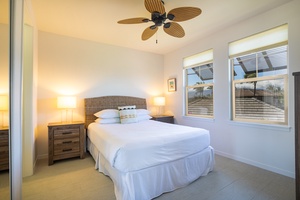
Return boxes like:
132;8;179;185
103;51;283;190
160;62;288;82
0;0;10;199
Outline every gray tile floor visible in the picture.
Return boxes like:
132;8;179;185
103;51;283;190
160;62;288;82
155;155;295;200
0;153;295;200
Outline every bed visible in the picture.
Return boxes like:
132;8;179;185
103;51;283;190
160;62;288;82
84;96;214;200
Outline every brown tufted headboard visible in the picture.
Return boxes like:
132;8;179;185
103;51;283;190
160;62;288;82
84;96;147;128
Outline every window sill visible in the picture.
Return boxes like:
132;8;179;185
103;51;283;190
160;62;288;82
228;120;291;132
182;115;215;123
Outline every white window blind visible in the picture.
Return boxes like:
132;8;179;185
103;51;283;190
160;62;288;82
183;49;213;69
229;24;288;58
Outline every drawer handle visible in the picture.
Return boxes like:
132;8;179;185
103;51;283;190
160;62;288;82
62;132;72;135
62;149;72;152
62;141;72;144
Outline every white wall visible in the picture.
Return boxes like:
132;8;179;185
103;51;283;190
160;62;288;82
37;32;164;158
164;0;300;178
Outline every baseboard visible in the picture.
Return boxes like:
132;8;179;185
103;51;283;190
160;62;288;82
214;150;295;178
33;156;37;173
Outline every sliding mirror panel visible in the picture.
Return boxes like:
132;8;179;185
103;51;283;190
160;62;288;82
0;0;10;199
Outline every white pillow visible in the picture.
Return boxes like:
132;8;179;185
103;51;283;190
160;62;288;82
118;105;137;124
136;109;150;116
137;114;152;121
94;109;119;118
95;117;120;124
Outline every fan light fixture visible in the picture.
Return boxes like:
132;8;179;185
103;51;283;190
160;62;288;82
118;0;202;41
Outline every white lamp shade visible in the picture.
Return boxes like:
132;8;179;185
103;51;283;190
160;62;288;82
0;95;8;111
57;96;76;109
154;97;165;106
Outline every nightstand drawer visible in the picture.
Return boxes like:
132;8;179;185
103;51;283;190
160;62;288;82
0;130;8;135
0;151;9;163
0;163;9;171
0;138;8;147
54;137;80;155
0;128;9;171
54;137;79;145
0;131;8;147
0;146;9;153
0;146;9;170
54;128;79;139
54;143;79;156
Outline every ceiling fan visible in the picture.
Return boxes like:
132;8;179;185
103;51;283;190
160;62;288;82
117;0;202;41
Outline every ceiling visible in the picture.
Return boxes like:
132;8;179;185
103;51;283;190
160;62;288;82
28;0;291;55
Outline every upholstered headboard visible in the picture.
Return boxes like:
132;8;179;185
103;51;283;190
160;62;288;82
84;96;147;128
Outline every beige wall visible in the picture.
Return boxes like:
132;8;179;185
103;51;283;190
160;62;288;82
0;23;9;127
37;31;164;158
0;23;9;95
164;0;300;178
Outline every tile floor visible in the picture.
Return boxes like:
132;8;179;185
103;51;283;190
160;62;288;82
0;154;295;200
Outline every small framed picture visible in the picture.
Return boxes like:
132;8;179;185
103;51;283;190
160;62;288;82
168;78;176;92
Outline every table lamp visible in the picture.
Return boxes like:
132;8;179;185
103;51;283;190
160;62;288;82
0;95;8;127
57;96;76;123
153;96;165;115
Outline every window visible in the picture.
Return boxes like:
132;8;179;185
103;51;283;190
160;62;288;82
229;24;288;125
184;49;213;118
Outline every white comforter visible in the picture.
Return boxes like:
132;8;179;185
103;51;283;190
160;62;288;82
88;120;210;172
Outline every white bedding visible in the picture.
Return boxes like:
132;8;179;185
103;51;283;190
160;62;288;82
88;120;210;172
88;139;214;200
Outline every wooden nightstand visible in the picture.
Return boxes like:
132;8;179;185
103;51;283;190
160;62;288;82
0;127;9;171
48;121;85;165
151;115;174;124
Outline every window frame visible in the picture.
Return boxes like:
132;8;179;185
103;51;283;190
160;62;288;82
230;46;288;125
184;60;214;118
185;82;214;118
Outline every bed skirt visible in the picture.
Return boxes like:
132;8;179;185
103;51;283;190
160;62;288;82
88;138;214;200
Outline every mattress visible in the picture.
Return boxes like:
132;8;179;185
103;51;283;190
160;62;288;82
88;120;210;172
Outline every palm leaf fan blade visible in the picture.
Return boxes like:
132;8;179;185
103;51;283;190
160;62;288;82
163;22;185;38
142;26;158;40
168;7;202;22
118;18;149;24
144;0;165;14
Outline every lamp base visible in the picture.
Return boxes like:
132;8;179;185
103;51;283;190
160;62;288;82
60;109;74;123
156;106;164;115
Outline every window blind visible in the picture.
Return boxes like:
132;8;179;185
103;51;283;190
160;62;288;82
229;24;288;58
183;49;213;69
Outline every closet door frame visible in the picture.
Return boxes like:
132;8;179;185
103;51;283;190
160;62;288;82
9;0;24;199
